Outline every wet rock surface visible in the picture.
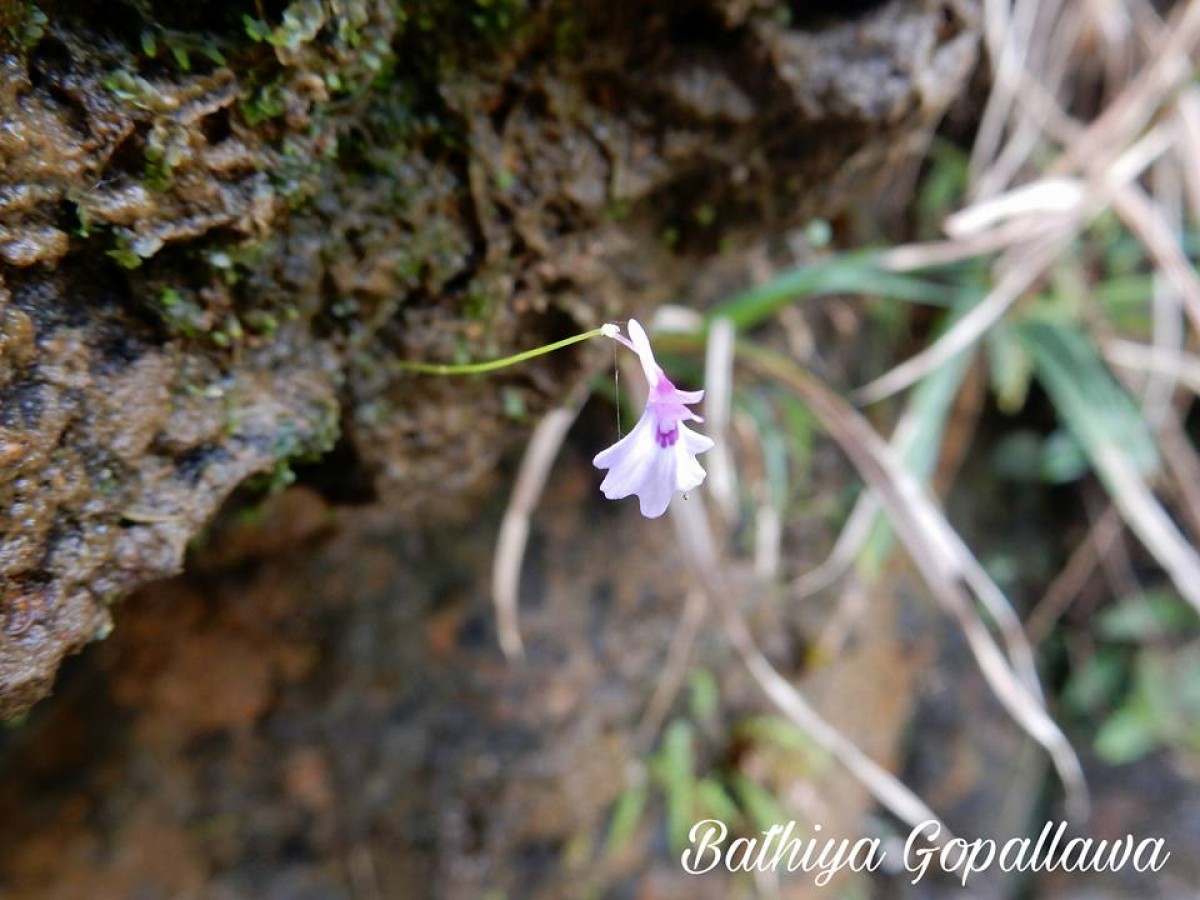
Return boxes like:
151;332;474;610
0;0;980;713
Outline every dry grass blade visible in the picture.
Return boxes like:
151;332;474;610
945;178;1085;238
878;217;1056;272
1112;182;1200;335
634;587;707;752
971;0;1045;192
1089;441;1200;615
1174;88;1200;220
977;55;1082;199
1052;0;1200;177
858;114;1173;407
1025;506;1123;643
669;495;953;837
1083;0;1135;88
947;527;1046;703
754;500;783;581
790;498;876;601
796;363;972;602
1156;418;1200;542
742;344;1090;820
1141;156;1185;428
854;234;1069;405
1104;339;1200;398
492;404;581;660
973;0;1075;198
703;317;739;523
1023;321;1200;617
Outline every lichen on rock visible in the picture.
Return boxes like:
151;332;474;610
0;0;981;716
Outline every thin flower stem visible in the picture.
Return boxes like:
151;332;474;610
392;326;610;375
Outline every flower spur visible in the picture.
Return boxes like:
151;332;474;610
593;319;714;518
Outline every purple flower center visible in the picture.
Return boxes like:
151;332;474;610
656;425;679;448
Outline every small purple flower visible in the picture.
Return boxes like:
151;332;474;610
593;319;715;518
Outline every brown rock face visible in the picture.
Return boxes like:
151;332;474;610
0;0;980;716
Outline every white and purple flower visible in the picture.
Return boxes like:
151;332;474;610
593;319;714;518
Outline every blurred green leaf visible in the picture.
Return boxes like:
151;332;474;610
606;781;649;855
916;142;970;236
1039;429;1089;484
776;391;815;488
1091;643;1200;764
696;776;741;824
1016;318;1159;479
1095;701;1159;764
689;669;720;728
986;320;1034;414
1063;650;1127;717
654;719;696;852
739;390;792;510
1093;274;1155;335
859;299;976;573
1098;592;1198;642
709;252;963;330
731;773;789;833
737;716;828;771
1129;651;1179;737
1136;646;1200;735
989;430;1044;483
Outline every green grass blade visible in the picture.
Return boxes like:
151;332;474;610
709;251;960;330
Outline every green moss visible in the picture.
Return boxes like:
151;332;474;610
154;286;254;351
239;397;340;497
466;0;527;35
157;287;208;338
139;28;226;71
692;203;717;228
239;77;288;125
492;166;515;193
207;242;266;286
605;199;633;222
462;281;495;322
1;710;30;729
102;69;176;113
390;0;532;80
143;146;173;192
106;231;143;269
552;9;584;59
241;0;396;107
93;467;120;498
501;386;526;422
242;457;297;495
1;1;47;52
243;310;280;337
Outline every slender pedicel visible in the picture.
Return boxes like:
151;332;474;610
393;326;611;375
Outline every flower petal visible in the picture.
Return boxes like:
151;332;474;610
626;319;662;385
674;424;712;493
594;413;657;499
679;423;715;455
637;447;677;518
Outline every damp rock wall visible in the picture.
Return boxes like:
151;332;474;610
0;0;980;716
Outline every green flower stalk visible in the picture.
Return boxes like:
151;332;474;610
392;324;618;375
